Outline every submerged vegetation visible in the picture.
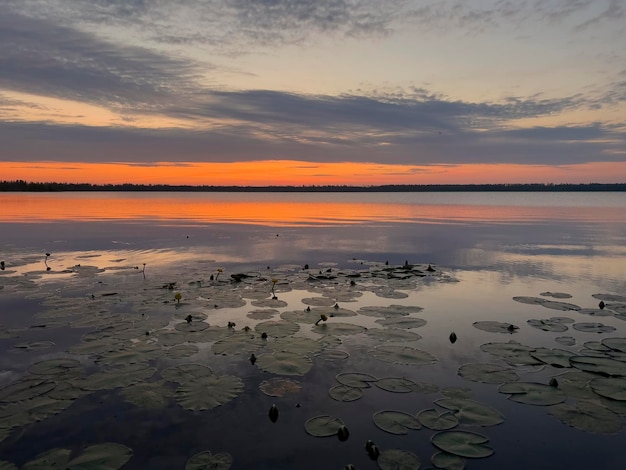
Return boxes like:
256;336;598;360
0;249;626;468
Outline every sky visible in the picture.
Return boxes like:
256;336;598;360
1;0;625;186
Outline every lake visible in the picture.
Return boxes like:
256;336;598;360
1;191;626;469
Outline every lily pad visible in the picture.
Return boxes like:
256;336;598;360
375;377;419;393
417;409;458;430
431;452;465;470
458;363;518;384
472;321;518;334
185;451;232;470
573;322;616;334
336;372;378;388
0;377;56;402
375;317;427;329
602;337;626;352
311;322;367;336
328;385;363;402
28;358;82;376
368;345;437;365
529;348;574;368
498;382;566;405
304;415;344;437
259;377;301;397
435;398;504;426
23;443;133;470
255;352;312;376
527;319;569;332
570;355;626;377
590;377;626;401
372;410;421;434
377;449;421;469
175;374;244;411
255;320;300;337
549;401;622;434
431;431;494;459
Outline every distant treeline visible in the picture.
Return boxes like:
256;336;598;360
1;180;626;192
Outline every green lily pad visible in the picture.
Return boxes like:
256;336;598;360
435;398;504;426
255;352;313;376
551;371;598;399
479;341;540;365
316;349;350;361
375;377;419;393
0;462;17;470
458;363;518;384
80;364;156;391
329;385;363;402
0;377;56;402
212;333;266;355
372;410;421;434
590;377;626;401
120;382;173;409
259;377;301;397
593;293;626;302
572;322;616;334
530;348;574;368
498;382;566;405
570;355;626;377
28;358;82;376
377;449;421;469
472;321;518;334
417;409;458;430
375;317;427;329
185;451;232;470
271;337;322;355
161;364;213;383
311;322;367;336
549;401;622;434
431;451;466;470
602;337;626;352
304;415;344;437
555;336;576;346
175;374;244;411
527;319;569;332
358;305;423;318
336;372;378;388
255;320;300;337
431;431;494;459
23;443;132;470
540;292;572;299
368;345;437;365
365;328;423;342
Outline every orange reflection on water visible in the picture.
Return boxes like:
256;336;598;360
2;192;626;226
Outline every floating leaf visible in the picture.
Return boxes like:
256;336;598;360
0;377;56;402
304;415;344;437
358;305;423;318
435;398;504;426
185;451;232;470
365;328;423;342
255;320;300;337
431;451;466;470
602;337;626;352
551;371;598;399
590;377;626;401
212;333;265;355
259;377;301;397
316;349;349;361
161;364;213;383
549;401;622;434
120;382;172;409
372;410;421;434
472;321;518;334
329;385;363;402
555;336;576;346
375;377;418;393
368;345;437;365
458;363;518;384
28;358;82;376
498;382;566;405
417;409;458;430
479;341;540;365
530;348;574;368
377;449;420;469
540;292;572;299
336;372;378;388
431;431;494;459
593;293;626;303
572;322;616;334
375;317;427;329
65;443;133;469
255;352;312;376
527;319;568;332
570;355;626;377
311;322;366;336
175;375;244;411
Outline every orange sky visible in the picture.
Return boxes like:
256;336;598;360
2;160;625;186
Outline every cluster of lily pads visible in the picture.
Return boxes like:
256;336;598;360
1;252;626;469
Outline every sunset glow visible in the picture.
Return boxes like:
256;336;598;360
1;1;625;185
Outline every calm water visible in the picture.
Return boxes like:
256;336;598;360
1;192;626;469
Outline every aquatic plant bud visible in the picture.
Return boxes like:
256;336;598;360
337;425;350;442
345;465;356;470
426;264;435;272
249;353;257;364
315;314;328;326
549;378;558;388
334;303;339;309
174;293;182;303
304;264;309;269
261;332;268;339
507;324;518;333
365;440;380;460
228;321;236;328
185;315;193;324
0;261;5;270
268;404;279;423
599;301;605;310
449;332;457;344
